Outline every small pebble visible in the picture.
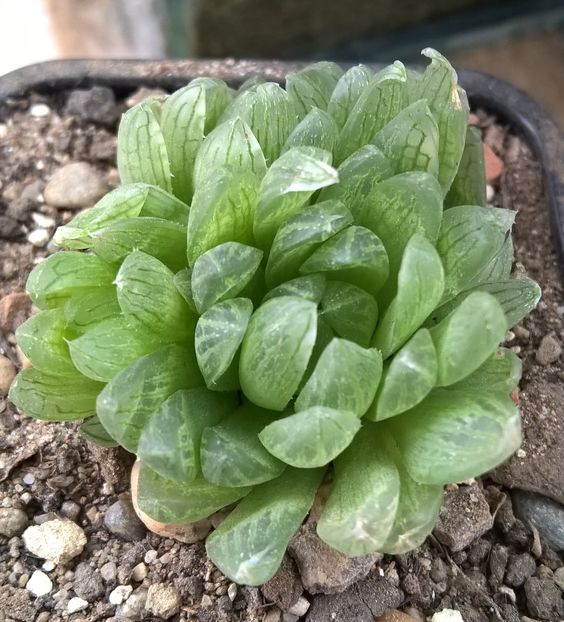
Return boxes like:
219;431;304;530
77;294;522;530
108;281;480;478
0;508;28;537
0;354;17;395
431;610;464;622
27;228;50;247
23;518;87;564
109;584;133;605
42;560;56;572
131;562;147;582
31;212;56;228
536;333;561;365
287;596;310;617
22;473;35;486
104;495;146;541
227;582;237;601
144;549;158;564
60;500;81;521
486;184;495;202
67;596;89;613
146;583;182;619
30;103;51;118
26;570;53;596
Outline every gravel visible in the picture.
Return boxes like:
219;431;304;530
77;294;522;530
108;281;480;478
0;508;28;537
145;583;182;619
0;354;17;395
536;333;562;365
44;162;107;208
103;495;147;541
25;569;53;596
22;518;87;564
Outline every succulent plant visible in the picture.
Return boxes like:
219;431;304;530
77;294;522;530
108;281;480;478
10;49;541;585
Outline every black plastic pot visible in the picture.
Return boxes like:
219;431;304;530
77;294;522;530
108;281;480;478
1;58;563;270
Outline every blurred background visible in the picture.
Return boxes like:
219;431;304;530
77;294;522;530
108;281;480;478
0;0;563;125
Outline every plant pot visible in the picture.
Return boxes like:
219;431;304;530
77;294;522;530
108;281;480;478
1;59;563;621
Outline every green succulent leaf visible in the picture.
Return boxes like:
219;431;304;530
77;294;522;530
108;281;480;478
466;235;513;287
286;61;344;119
221;82;295;163
206;467;324;585
368;328;437;421
26;252;116;310
327;64;373;129
282;107;339;154
201;404;286;487
137;388;237;483
137;463;250;523
16;309;76;375
390;389;521;485
254;147;339;248
372;234;444;358
317;425;400;555
336;61;408;163
96;344;202;452
189;77;234;132
187;166;260;265
116;251;196;341
193;118;266;188
63;287;121;335
449;347;522;393
260;406;360;468
9;368;103;421
263;274;327;305
436;205;515;302
296;338;382;416
172;267;197;312
266;200;353;287
300;225;389;295
191;243;263;313
430;291;508;386
117;102;172;192
91;217;187;272
319;145;394;220
195;298;253;390
445;126;487;208
79;415;119;448
320;281;378;348
240;296;317;410
68;317;162;382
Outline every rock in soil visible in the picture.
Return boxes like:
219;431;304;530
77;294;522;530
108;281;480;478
431;611;464;622
44;161;107;208
22;517;87;564
73;561;105;601
289;521;380;594
505;552;537;587
145;583;182;619
512;490;564;551
375;611;422;622
103;494;146;541
524;576;564;619
0;507;28;537
117;585;148;619
306;575;403;622
0;290;31;332
67;596;89;613
535;332;562;365
0;354;16;395
433;484;493;552
26;569;53;596
0;586;37;621
64;86;118;125
261;554;303;611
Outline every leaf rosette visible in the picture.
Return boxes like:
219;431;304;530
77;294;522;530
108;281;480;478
10;50;540;586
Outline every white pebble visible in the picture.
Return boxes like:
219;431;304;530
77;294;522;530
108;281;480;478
30;103;51;118
27;229;50;248
22;473;35;486
0;124;7;138
486;184;495;202
109;584;133;605
287;596;310;617
42;560;56;572
67;596;89;613
131;562;147;582
26;570;53;596
144;549;158;564
432;610;464;622
31;212;56;229
227;582;237;601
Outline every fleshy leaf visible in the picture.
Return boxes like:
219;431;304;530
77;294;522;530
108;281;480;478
390;389;521;485
449;347;522;393
63;287;120;335
187;166;260;265
239;297;317;410
191;243;263;313
372;234;444;358
445;126;487;208
336;61;408;163
193;118;266;188
206;467;323;585
68;317;162;382
221;82;294;163
117;102;172;191
79;415;119;448
16;309;76;375
318;145;394;220
466;235;513;288
188;77;234;132
96;344;201;452
282;107;339;154
299;225;389;295
286;62;344;119
26;252;115;309
266;200;353;287
263;274;327;305
137;463;250;523
371;99;440;177
200;404;286;487
173;268;197;312
195;298;253;390
368;328;437;421
9;368;103;421
253;147;338;248
436;205;515;302
160;83;205;201
116;251;196;341
92;217;187;272
137;388;237;483
295;338;382;416
430;291;507;387
327;65;373;129
320;281;378;348
317;425;400;555
259;406;360;468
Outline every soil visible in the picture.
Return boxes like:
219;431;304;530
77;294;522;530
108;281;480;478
0;85;563;622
